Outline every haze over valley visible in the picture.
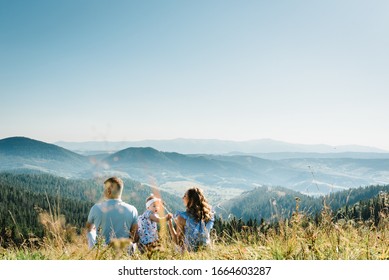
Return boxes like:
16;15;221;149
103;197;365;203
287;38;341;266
2;137;389;204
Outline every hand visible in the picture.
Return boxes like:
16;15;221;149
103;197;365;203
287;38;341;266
166;213;173;220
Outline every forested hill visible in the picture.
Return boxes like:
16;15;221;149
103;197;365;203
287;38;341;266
0;173;182;247
0;179;93;245
218;185;321;221
0;137;91;177
0;137;83;159
218;184;389;221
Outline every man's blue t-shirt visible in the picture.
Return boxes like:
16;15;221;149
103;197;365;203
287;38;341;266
87;199;138;244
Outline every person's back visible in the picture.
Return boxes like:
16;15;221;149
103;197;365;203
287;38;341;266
88;198;138;244
86;177;138;246
168;187;214;252
177;210;214;251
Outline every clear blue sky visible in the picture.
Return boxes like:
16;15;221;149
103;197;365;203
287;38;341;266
1;0;388;150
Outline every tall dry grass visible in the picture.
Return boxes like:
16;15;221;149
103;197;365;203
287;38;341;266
1;197;388;260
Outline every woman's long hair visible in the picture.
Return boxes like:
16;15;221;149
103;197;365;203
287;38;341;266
186;187;212;222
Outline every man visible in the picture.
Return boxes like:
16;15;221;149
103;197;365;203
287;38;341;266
86;177;138;247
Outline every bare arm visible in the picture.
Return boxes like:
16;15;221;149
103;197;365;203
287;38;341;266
167;219;177;244
130;223;139;242
85;222;96;248
150;213;173;223
86;222;95;232
168;215;185;246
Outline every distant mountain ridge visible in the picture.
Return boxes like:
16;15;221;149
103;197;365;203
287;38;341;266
0;137;91;178
0;137;84;160
90;145;389;197
2;136;389;198
228;151;389;160
55;138;388;154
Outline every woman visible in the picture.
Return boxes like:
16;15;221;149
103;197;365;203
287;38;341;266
168;187;214;252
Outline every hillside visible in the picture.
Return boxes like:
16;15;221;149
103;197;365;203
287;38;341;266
90;147;389;197
105;148;389;197
1;173;388;260
0;179;93;245
103;147;256;186
334;190;389;226
218;185;321;221
103;148;389;197
219;184;389;222
1;184;388;260
0;173;183;247
0;137;91;178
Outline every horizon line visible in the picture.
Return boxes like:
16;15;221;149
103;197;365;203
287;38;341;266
1;135;388;152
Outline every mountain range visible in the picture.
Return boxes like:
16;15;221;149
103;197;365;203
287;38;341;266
55;138;388;155
2;137;389;201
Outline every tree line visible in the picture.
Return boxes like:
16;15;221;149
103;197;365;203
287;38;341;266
0;172;182;247
1;172;388;247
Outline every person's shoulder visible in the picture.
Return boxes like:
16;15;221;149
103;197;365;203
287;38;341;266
120;201;138;211
91;201;103;209
120;200;135;207
210;210;215;221
176;210;188;220
141;209;152;217
88;202;104;215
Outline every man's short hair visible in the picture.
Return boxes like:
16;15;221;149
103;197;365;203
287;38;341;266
104;177;124;197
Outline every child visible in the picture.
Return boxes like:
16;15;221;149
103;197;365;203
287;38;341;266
137;195;172;252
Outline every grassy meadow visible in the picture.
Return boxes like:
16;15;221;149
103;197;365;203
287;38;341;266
1;202;388;260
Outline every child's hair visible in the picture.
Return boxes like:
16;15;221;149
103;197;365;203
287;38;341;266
146;194;155;203
145;194;161;208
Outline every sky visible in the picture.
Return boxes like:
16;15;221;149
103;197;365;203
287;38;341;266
1;0;389;150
